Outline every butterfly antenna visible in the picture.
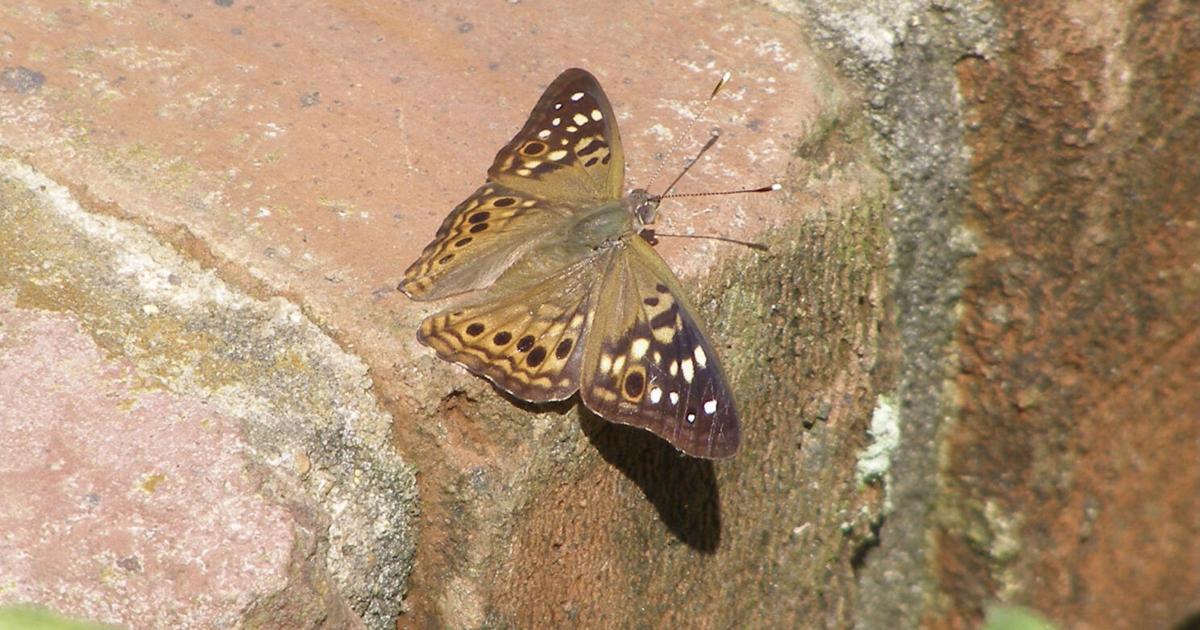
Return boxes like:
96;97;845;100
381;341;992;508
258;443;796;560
659;183;781;200
648;181;781;252
645;70;732;192
654;132;722;200
642;69;781;250
651;232;771;252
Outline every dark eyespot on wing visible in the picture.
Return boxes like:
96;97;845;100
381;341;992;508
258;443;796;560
624;371;644;397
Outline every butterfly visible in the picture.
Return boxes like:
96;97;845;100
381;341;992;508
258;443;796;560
399;68;740;458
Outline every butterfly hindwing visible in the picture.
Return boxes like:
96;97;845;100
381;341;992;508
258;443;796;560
580;237;741;458
417;249;607;402
488;68;625;203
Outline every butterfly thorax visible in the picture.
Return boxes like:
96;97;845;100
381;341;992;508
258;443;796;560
568;188;661;252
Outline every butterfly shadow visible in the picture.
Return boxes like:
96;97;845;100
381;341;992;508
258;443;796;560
492;387;721;553
579;408;722;553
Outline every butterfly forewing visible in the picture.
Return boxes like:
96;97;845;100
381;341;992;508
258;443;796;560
488;68;625;203
580;237;741;458
400;183;590;300
401;68;624;301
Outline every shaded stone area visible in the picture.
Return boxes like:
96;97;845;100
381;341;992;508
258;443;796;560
492;192;892;628
799;0;1200;628
949;3;1200;628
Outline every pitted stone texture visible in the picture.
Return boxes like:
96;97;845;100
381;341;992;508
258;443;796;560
0;296;292;628
0;161;416;629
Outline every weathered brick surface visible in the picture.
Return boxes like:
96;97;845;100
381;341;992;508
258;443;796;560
947;3;1200;628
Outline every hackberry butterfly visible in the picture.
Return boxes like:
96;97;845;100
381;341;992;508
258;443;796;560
400;68;742;458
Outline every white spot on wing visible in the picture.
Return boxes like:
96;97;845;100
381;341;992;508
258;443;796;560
669;392;680;405
547;149;568;161
681;358;694;383
704;400;717;414
612;355;626;374
570;91;584;101
599;353;612;373
693;346;707;368
686;412;696;424
537;129;551;139
650;387;663;403
551;117;561;126
591;109;603;121
572;113;588;125
630;338;649;359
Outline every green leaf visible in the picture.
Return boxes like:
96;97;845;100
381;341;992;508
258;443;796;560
983;604;1059;630
0;606;121;630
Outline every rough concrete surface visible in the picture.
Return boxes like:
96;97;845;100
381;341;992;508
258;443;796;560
1;0;1196;629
